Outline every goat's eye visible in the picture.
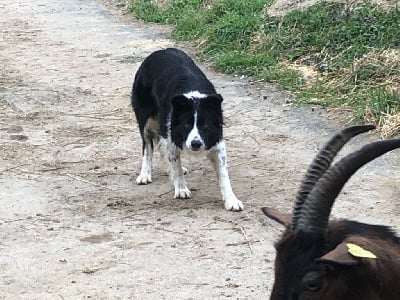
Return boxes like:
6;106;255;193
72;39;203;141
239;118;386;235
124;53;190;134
302;272;323;292
305;279;321;291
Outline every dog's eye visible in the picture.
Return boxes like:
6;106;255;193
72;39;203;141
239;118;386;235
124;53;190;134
184;122;192;129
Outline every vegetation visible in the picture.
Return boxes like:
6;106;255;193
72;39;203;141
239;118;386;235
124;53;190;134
129;0;400;135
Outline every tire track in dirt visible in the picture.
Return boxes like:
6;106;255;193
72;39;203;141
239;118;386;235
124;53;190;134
0;0;399;299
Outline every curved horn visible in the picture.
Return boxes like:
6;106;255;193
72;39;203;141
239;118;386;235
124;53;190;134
291;125;375;230
297;138;400;233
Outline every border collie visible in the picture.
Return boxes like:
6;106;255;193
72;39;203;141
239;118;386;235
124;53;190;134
131;48;243;211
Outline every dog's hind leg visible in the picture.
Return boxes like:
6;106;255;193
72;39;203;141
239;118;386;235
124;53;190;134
136;119;157;185
160;138;191;199
136;137;153;185
208;141;243;211
132;81;157;185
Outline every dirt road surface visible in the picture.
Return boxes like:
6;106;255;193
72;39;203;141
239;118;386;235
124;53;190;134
1;1;399;299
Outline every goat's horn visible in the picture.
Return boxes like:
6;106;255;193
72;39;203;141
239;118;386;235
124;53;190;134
291;125;375;230
297;138;400;233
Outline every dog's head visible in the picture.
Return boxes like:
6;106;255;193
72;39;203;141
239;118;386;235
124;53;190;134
170;93;223;151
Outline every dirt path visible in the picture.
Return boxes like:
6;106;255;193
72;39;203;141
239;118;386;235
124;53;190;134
0;0;399;299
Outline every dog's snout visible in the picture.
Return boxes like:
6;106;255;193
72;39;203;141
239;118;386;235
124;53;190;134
191;140;202;150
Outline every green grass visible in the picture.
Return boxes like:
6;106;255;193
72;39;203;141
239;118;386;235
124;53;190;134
263;3;400;68
129;0;400;128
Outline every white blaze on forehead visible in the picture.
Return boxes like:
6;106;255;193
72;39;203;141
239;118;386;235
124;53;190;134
185;112;205;149
183;90;207;99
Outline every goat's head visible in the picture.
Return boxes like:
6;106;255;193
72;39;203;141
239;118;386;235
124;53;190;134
262;125;400;300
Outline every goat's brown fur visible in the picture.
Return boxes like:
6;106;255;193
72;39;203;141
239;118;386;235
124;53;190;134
266;213;400;300
262;126;400;300
325;234;400;300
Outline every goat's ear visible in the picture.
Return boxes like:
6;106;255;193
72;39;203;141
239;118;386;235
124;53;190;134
261;207;292;227
318;242;371;265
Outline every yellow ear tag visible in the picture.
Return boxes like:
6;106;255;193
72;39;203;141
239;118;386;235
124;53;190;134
346;243;377;259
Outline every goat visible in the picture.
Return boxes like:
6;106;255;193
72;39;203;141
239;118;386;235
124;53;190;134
262;125;400;300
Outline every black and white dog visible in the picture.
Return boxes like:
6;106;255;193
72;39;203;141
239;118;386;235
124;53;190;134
131;48;243;211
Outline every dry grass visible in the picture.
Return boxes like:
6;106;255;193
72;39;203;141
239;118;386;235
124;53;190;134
321;49;400;90
284;49;399;99
380;111;400;138
265;0;400;17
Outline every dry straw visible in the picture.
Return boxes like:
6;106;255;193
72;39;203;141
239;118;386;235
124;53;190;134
379;111;400;138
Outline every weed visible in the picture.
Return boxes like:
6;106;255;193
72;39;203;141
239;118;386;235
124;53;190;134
129;0;400;134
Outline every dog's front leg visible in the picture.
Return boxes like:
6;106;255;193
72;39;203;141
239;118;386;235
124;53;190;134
166;140;191;199
208;141;243;211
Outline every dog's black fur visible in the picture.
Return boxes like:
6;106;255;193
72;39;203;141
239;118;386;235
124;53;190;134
131;48;243;211
132;48;223;151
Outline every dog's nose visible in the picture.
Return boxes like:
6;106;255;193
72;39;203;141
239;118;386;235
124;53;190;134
191;140;202;150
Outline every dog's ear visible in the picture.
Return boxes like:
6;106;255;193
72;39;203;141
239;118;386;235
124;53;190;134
202;94;223;110
171;95;193;111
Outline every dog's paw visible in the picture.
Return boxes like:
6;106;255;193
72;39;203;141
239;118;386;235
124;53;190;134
224;197;244;211
136;173;152;185
174;187;192;199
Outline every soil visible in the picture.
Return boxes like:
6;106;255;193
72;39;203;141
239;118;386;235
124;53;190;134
0;0;399;299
